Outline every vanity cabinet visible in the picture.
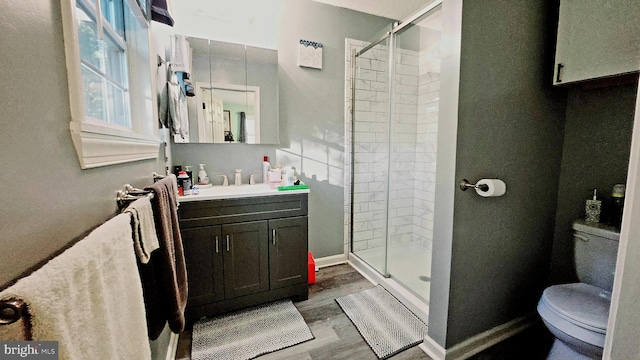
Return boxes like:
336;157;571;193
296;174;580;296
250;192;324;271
553;0;639;85
179;193;308;321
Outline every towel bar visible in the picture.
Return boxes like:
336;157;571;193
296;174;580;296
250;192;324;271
116;183;155;208
153;172;167;181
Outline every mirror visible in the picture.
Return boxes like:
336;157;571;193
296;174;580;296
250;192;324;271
174;36;279;144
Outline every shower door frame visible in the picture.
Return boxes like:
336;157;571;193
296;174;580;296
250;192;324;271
349;0;444;302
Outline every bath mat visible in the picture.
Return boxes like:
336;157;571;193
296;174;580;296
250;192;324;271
191;299;314;360
335;285;428;359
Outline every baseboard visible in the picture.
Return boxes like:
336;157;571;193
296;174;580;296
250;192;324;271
418;314;535;360
420;337;446;360
166;332;179;360
314;254;347;269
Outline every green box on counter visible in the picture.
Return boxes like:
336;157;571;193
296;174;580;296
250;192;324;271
277;183;309;191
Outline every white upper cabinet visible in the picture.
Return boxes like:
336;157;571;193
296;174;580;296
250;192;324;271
553;0;640;85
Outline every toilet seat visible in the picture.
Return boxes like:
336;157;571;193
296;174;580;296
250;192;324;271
537;283;610;348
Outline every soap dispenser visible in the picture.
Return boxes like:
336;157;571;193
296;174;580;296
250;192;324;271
198;164;210;185
585;189;601;223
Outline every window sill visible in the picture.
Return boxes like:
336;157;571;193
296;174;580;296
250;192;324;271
70;120;160;169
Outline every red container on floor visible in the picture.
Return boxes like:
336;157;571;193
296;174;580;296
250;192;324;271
308;252;316;285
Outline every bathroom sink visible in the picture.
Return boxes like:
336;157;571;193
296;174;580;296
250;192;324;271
178;183;309;202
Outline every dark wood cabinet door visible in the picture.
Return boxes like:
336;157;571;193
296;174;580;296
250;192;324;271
181;226;224;306
269;217;308;289
222;221;269;298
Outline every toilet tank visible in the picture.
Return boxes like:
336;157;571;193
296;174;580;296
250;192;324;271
573;220;620;291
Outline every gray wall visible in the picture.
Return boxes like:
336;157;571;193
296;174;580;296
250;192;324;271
550;83;637;285
7;0;634;354
1;3;172;358
172;0;392;258
0;1;165;288
429;0;568;347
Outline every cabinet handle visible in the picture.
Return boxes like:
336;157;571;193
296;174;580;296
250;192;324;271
215;235;219;253
272;229;276;245
556;63;564;83
226;235;230;252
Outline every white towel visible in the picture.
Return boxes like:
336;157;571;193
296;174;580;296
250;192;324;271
171;35;192;74
168;66;189;139
0;214;151;360
124;196;160;264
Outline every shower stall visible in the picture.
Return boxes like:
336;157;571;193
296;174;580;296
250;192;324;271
348;1;446;320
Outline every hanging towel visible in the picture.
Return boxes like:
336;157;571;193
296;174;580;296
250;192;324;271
157;58;170;129
151;0;174;26
142;175;188;339
124;196;160;264
167;65;189;139
171;35;192;74
238;111;246;143
0;214;151;360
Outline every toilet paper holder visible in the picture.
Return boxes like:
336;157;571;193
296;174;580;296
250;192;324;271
459;179;489;192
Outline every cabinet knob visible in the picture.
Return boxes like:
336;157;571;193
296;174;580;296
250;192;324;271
226;235;230;252
272;229;277;245
215;235;219;253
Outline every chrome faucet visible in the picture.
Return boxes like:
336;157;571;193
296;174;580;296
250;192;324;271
250;174;259;185
216;174;229;186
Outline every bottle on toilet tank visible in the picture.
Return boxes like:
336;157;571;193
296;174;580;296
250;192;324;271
609;184;625;229
585;189;601;223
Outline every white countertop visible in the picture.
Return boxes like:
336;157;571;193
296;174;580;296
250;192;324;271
178;183;310;202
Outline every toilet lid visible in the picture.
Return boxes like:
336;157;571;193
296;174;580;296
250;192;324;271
541;283;610;333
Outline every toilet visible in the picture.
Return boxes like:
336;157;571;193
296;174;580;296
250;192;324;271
537;220;620;359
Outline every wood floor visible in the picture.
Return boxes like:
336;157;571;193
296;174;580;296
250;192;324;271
175;264;553;360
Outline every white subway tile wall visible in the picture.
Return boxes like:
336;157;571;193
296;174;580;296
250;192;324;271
345;34;440;256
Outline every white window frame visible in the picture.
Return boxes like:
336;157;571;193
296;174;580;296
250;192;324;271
60;0;160;169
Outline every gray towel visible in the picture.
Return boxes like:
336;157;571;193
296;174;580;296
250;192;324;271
142;174;188;339
124;196;160;264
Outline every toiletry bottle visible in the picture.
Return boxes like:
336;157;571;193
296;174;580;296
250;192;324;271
585;189;601;223
235;169;242;186
184;165;193;185
284;166;294;185
177;171;191;196
610;184;625;229
198;164;210;185
263;156;271;184
173;165;182;177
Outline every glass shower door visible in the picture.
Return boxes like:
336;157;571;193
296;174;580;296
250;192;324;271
385;4;443;302
351;36;391;276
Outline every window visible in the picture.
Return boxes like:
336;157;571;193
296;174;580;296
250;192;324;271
61;0;159;169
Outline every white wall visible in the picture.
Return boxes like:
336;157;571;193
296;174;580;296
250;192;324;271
604;86;640;360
